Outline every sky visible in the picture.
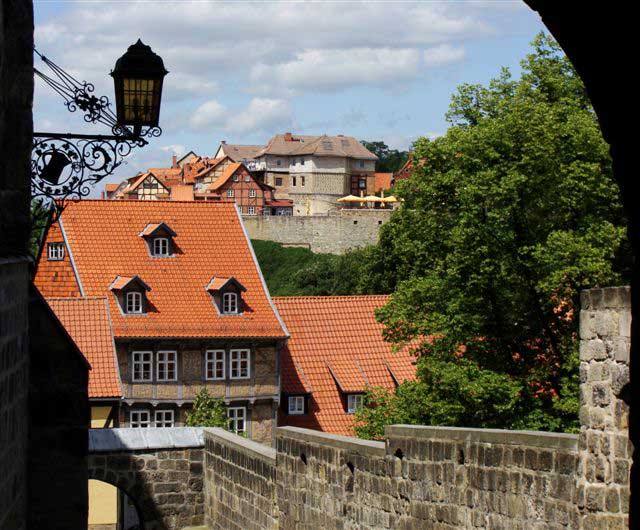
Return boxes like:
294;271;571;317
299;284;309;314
33;1;548;186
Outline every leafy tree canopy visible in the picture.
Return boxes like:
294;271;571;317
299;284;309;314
185;388;227;428
361;140;409;173
355;33;630;438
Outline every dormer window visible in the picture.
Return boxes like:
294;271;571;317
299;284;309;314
223;292;238;314
346;394;364;414
152;237;169;257
47;242;65;261
126;292;143;314
206;276;247;315
110;275;151;315
139;222;176;258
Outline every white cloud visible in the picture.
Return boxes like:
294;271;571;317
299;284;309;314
190;97;291;135
250;48;423;93
424;44;466;67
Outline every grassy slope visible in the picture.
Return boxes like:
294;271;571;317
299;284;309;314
251;240;336;296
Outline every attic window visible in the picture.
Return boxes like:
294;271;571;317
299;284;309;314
126;292;143;314
346;394;364;414
233;173;239;182
153;237;169;257
47;242;65;261
206;276;247;315
288;396;305;415
223;292;238;314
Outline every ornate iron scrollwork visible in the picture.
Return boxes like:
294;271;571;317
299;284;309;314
32;48;162;214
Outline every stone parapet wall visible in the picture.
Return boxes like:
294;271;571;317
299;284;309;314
203;428;277;530
577;286;632;529
243;209;392;254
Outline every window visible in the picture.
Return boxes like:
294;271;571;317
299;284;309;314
276;159;282;167
230;349;250;379
247;206;256;215
227;407;246;434
358;178;367;189
156;351;177;381
126;291;143;314
249;189;257;198
288;396;305;415
275;177;283;186
359;160;365;168
300;176;305;186
244;174;250;182
154;409;174;428
132;351;153;382
233;173;239;182
47;242;65;261
347;394;364;414
130;410;151;428
292;177;297;187
206;350;225;380
222;292;238;314
152;237;169;257
298;158;304;165
227;189;235;198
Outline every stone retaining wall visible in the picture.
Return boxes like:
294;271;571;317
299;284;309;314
243;209;391;254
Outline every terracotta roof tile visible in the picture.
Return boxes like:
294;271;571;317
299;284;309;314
35;200;287;340
170;184;195;201
274;295;417;436
208;162;244;191
373;172;394;192
260;134;378;160
46;297;122;399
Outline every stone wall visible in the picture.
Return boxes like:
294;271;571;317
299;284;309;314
204;428;277;530
88;428;206;530
0;1;33;529
243;209;391;254
200;286;633;529
577;286;632;529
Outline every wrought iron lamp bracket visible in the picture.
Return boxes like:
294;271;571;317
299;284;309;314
31;48;162;214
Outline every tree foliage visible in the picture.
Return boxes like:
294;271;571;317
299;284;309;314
356;33;629;437
361;140;409;173
185;388;227;428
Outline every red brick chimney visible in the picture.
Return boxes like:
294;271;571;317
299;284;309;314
171;154;178;168
284;132;293;142
221;140;226;144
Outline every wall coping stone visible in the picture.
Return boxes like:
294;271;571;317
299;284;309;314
89;427;204;453
277;426;386;457
205;427;276;462
386;425;578;450
580;286;630;310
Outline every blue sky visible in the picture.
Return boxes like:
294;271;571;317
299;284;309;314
33;1;547;185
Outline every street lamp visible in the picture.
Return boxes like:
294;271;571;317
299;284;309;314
32;40;168;212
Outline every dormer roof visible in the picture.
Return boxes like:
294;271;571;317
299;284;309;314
138;222;177;238
109;275;151;292
206;276;247;293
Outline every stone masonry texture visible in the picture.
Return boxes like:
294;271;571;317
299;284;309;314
197;286;632;529
0;2;33;530
243;209;391;254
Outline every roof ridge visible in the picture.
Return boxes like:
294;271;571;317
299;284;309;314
45;295;108;301
273;294;390;300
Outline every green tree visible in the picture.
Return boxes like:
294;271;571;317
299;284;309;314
361;140;409;173
185;389;227;428
358;32;629;436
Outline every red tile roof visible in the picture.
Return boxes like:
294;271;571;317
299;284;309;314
46;297;122;399
373;172;394;192
208;162;244;191
35;200;287;340
274;295;417;436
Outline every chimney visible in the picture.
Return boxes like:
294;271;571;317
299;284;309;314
284;132;293;142
221;140;226;144
172;154;178;168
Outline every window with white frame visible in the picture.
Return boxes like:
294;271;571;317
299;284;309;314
227;407;246;434
244;174;250;182
152;237;169;257
230;349;250;379
126;291;143;314
154;409;174;428
206;350;225;380
132;351;152;382
156;351;177;381
47;242;65;261
248;189;257;198
247;206;256;215
222;292;238;314
227;189;234;198
233;173;239;182
130;409;151;428
346;394;364;414
288;396;305;415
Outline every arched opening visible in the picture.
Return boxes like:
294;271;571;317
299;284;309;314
88;479;141;530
